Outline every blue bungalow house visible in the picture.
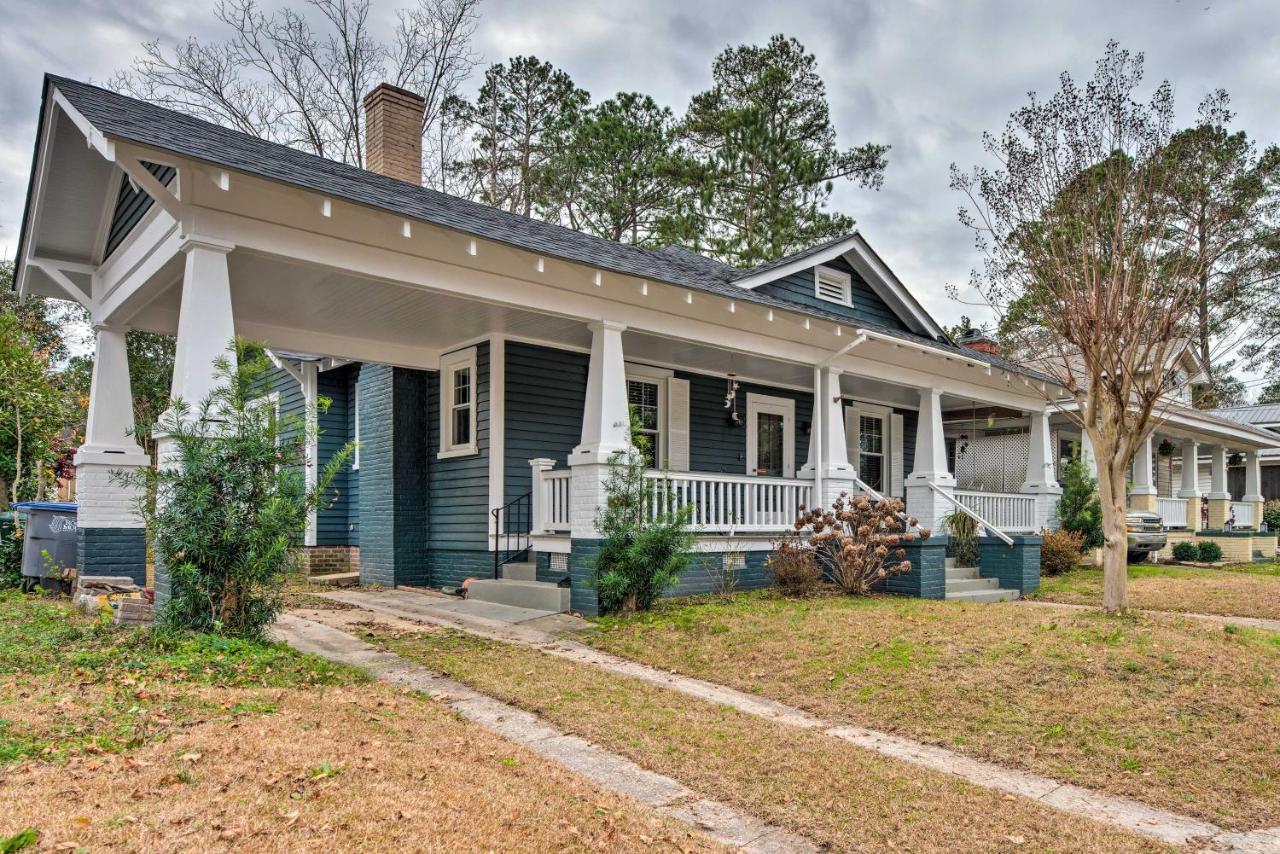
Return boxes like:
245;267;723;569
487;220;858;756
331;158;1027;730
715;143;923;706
18;77;1278;613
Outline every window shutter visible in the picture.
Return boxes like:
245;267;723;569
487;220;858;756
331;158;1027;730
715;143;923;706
890;412;904;498
666;376;690;472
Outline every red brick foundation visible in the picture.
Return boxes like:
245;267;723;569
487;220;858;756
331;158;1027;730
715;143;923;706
293;546;360;576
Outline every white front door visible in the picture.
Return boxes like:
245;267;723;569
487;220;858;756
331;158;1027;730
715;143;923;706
746;394;795;477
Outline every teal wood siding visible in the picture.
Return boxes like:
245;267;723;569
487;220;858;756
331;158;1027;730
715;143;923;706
426;342;490;587
347;365;360;546
316;364;357;546
753;256;908;332
682;372;812;475
503;342;588;503
104;162;175;258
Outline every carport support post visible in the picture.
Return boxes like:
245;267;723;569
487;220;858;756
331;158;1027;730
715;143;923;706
1127;434;1157;513
1021;409;1061;529
1243;451;1265;531
1206;445;1231;529
905;387;954;532
153;238;237;604
567;321;630;615
1178;440;1202;532
74;324;151;586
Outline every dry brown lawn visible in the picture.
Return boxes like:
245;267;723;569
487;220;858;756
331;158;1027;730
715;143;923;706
584;591;1280;830
1;684;716;853
1037;563;1280;621
357;619;1167;853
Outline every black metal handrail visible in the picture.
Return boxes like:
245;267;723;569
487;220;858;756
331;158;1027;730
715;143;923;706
492;491;532;578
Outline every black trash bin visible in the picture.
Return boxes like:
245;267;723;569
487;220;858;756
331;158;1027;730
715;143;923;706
12;501;78;594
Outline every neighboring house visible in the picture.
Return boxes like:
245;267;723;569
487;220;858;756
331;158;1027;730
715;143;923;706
16;77;1279;614
1209;404;1280;502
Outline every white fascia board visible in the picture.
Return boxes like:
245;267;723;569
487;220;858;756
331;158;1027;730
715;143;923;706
1160;410;1280;449
732;238;862;290
18;82;73;299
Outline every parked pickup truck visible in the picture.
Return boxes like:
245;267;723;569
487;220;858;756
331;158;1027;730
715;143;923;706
1126;511;1167;563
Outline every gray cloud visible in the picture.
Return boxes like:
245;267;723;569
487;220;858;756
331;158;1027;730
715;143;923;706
3;0;1278;338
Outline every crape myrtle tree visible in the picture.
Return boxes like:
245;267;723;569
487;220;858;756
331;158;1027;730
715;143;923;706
951;43;1231;612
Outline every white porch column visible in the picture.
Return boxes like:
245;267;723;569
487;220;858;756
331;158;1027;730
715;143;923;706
1021;409;1062;528
1178;439;1202;531
1128;434;1156;512
568;321;630;539
1244;451;1265;531
74;324;152;586
1205;445;1231;529
904;387;954;532
799;366;855;507
154;238;237;603
168;239;236;413
1079;430;1100;480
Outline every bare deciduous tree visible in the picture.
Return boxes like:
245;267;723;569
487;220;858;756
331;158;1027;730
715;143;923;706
112;0;481;189
951;42;1237;612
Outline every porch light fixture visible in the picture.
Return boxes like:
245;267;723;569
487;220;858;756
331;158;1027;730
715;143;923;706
767;309;774;322
593;271;602;286
836;326;842;336
640;281;648;296
685;291;693;304
321;198;332;217
803;318;811;330
401;220;412;238
467;239;478;256
212;170;230;191
728;301;736;313
535;257;545;273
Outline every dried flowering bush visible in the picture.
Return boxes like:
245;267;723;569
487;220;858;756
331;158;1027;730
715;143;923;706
774;492;931;595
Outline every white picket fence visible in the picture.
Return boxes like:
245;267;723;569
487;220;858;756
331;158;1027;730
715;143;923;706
952;490;1038;532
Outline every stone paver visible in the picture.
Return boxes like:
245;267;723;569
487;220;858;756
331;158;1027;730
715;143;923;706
308;588;1280;851
274;613;816;853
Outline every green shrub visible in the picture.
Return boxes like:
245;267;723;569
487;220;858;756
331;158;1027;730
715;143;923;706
0;517;21;590
1056;453;1103;550
1171;541;1198;562
1040;528;1084;575
116;340;352;640
944;509;979;567
1197;541;1223;563
1263;500;1280;531
594;416;694;613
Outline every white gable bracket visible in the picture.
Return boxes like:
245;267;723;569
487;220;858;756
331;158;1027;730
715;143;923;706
26;256;94;311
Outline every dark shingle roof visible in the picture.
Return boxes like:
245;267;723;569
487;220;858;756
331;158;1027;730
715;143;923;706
44;74;1048;381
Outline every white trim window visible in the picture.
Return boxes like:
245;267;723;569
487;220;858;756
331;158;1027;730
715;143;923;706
439;346;478;458
351;378;361;470
814;264;853;306
625;364;672;469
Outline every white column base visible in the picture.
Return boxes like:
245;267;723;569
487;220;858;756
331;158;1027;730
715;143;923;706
816;476;856;509
905;476;953;533
1242;494;1266;504
73;460;150;529
569;460;613;539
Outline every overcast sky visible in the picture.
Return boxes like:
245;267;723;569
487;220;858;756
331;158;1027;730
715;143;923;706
3;0;1278;376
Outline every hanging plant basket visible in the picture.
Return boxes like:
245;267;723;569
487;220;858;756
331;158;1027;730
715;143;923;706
1157;439;1174;458
1228;452;1244;468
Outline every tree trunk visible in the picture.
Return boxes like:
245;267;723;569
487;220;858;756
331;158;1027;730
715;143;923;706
1091;425;1129;613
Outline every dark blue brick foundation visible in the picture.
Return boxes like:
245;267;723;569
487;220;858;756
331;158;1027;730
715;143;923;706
77;527;147;587
978;534;1042;595
568;538;603;616
882;535;948;599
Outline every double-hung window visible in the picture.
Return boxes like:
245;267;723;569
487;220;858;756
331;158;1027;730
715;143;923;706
627;377;661;469
439;347;478;458
858;414;885;492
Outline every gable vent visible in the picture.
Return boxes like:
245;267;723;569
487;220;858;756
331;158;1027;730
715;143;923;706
815;265;852;306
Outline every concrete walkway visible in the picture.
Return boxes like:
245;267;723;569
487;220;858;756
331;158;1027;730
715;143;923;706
1020;597;1280;633
274;613;815;853
310;588;1280;852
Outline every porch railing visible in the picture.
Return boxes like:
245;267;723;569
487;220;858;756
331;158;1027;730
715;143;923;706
1230;501;1255;529
952;490;1037;533
930;484;1015;546
645;471;812;532
530;459;572;534
1157;497;1187;529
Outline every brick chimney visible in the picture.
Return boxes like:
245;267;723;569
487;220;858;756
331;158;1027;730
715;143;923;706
363;83;426;184
955;327;999;357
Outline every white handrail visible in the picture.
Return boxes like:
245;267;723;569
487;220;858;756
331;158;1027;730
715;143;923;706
927;482;1015;546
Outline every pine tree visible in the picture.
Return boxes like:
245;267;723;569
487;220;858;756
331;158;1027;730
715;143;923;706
673;35;889;266
446;56;589;216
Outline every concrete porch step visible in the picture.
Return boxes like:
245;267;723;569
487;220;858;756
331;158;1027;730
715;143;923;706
944;587;1018;603
945;566;979;580
308;572;360;587
944;577;1000;593
501;561;538;582
467;578;569;613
